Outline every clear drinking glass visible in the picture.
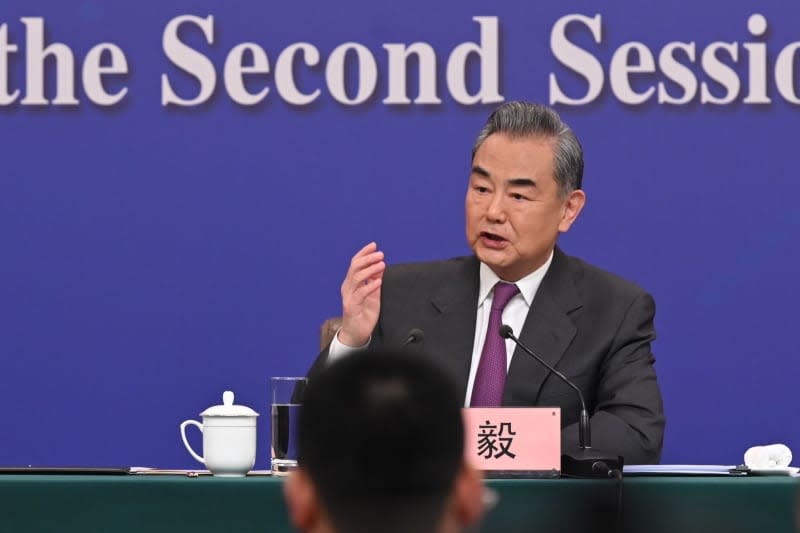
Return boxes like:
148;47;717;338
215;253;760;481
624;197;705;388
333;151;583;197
270;377;307;474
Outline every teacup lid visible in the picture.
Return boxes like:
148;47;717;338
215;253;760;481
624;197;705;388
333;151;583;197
200;391;259;417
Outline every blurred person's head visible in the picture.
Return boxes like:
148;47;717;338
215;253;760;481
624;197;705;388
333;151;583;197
284;350;483;533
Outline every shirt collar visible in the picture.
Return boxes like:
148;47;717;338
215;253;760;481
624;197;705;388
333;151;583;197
478;250;554;307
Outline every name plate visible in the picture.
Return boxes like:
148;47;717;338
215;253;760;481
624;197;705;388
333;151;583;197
462;407;560;476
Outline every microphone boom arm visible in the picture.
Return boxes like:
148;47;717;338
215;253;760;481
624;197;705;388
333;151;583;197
499;325;591;450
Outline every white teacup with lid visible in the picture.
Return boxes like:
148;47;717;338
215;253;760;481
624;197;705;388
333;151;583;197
179;390;259;477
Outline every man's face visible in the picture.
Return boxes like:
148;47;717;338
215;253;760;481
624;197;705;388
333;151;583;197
465;133;585;281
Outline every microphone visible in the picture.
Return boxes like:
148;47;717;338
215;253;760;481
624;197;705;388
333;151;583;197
499;325;623;477
400;328;425;349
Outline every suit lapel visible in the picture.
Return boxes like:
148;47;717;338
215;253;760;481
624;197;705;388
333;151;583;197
503;248;582;405
429;256;480;402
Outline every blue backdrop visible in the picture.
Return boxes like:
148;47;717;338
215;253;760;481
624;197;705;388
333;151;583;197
1;0;798;469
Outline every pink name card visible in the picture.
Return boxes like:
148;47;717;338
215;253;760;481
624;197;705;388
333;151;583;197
463;408;560;475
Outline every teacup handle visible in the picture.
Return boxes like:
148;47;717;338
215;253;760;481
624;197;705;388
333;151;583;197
180;420;205;465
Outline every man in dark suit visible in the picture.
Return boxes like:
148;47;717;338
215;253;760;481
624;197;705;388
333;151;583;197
310;101;664;464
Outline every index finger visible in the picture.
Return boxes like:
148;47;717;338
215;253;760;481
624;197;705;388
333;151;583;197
353;241;378;258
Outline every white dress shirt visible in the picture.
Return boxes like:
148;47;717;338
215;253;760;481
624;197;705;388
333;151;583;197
329;251;554;406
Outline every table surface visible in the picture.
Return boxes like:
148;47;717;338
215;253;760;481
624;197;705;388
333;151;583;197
0;474;797;533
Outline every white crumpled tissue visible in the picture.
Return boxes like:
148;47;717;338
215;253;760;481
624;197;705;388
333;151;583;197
744;444;792;469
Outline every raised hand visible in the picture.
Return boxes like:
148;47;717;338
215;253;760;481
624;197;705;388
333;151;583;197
338;242;386;347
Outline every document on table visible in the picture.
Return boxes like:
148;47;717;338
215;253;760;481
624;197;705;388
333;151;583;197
623;464;744;475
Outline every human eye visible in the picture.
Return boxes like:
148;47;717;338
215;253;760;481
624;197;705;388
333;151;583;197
509;192;530;201
471;182;491;194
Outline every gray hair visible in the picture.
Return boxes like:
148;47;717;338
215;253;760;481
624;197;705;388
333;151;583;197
472;101;584;197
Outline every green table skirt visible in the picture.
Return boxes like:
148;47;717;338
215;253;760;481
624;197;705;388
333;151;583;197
0;474;797;533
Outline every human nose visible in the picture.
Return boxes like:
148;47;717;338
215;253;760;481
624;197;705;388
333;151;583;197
486;192;506;223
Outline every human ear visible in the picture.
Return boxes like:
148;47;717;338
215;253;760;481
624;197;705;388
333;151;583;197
558;189;586;233
453;463;485;527
283;468;320;531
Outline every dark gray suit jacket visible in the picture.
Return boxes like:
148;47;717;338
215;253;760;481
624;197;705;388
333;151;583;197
310;247;665;464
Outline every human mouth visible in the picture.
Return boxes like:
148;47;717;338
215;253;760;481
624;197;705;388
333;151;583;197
479;231;508;248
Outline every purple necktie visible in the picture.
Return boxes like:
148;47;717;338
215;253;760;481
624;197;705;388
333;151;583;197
470;282;520;407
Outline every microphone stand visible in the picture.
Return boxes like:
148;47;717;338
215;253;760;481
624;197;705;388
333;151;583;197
500;325;623;478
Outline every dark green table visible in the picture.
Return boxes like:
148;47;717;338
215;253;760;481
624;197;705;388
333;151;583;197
0;474;797;533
